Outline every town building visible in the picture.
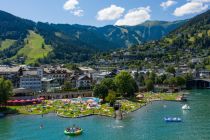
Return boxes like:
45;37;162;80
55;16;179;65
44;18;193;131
43;66;72;85
70;75;92;89
19;68;43;92
12;88;34;100
0;65;21;87
92;71;111;84
79;67;95;75
41;78;60;92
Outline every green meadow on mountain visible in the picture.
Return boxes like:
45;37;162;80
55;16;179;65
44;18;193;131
0;10;187;64
11;31;52;64
0;39;16;51
0;10;209;65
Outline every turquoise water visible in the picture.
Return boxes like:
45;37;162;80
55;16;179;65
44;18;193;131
1;90;210;140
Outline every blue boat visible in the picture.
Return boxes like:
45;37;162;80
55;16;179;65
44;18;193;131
164;117;182;122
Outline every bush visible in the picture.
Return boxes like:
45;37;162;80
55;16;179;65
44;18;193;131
105;91;117;106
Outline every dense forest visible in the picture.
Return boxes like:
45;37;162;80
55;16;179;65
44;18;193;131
0;10;186;64
93;10;210;69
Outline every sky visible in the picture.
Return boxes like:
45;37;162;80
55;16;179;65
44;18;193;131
0;0;209;26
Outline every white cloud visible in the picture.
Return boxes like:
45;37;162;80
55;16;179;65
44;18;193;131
97;5;125;21
63;0;84;17
173;1;208;16
72;9;84;17
160;0;177;9
115;6;151;26
189;0;210;2
63;0;79;10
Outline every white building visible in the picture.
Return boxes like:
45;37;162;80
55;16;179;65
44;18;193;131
20;75;42;92
92;71;111;84
19;68;43;92
76;75;92;89
70;75;92;89
41;78;60;92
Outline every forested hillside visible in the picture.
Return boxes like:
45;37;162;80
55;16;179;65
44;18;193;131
94;10;210;69
0;10;185;64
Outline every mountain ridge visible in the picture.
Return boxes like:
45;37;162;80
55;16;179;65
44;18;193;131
0;10;188;64
96;10;210;69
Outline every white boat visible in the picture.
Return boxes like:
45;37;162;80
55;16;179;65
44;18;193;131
182;104;191;110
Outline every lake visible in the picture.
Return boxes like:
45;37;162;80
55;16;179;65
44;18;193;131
1;89;210;140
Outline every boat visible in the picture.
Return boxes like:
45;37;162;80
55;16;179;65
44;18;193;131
164;117;182;122
64;126;83;136
182;104;191;110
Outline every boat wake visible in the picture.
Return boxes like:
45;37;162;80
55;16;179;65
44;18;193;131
112;125;124;129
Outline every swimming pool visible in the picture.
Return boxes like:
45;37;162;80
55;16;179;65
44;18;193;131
71;97;100;103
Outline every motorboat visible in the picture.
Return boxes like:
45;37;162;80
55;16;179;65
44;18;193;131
164;117;182;122
182;104;191;110
64;126;83;136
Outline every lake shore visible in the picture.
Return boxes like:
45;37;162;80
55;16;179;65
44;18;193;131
2;92;183;119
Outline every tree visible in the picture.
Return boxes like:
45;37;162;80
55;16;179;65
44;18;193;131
183;73;193;81
138;74;145;86
149;71;156;83
176;76;186;87
168;77;177;86
100;78;116;91
134;72;144;86
0;78;13;107
105;90;117;106
166;66;176;77
155;76;162;85
63;81;72;91
114;71;138;97
64;64;79;71
160;74;167;84
93;84;108;100
145;79;154;91
41;43;45;49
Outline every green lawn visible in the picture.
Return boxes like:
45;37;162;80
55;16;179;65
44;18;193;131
6;93;179;118
0;39;16;51
14;30;52;64
164;37;173;44
189;37;195;43
7;100;115;118
205;65;210;71
144;92;179;101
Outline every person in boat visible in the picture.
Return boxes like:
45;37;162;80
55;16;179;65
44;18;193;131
76;127;80;131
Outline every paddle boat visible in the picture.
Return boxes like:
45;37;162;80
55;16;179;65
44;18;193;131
64;126;83;136
182;104;191;110
164;117;182;122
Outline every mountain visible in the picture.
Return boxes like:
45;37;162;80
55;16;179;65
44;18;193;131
53;20;186;48
0;10;186;64
160;9;210;55
96;10;210;69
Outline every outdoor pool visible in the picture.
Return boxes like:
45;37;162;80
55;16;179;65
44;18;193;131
71;97;100;103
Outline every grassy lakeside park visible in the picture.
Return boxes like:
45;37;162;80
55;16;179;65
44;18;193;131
5;92;181;118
